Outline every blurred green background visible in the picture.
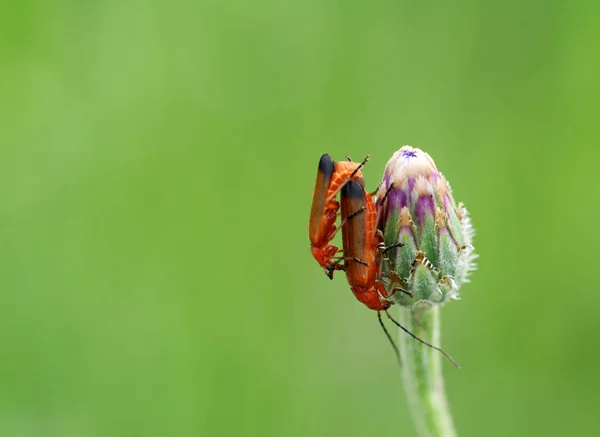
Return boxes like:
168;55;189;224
1;1;599;436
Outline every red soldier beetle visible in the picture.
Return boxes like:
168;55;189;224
340;180;460;368
309;153;369;279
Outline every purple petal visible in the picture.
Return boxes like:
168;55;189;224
415;195;435;227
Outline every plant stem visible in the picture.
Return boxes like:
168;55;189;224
398;305;457;437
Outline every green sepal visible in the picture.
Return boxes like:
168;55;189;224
437;228;458;277
409;261;438;302
446;204;464;248
419;214;437;269
395;227;417;280
383;209;400;248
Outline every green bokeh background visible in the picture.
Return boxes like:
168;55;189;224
1;1;599;436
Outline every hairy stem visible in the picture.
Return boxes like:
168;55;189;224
398;305;457;437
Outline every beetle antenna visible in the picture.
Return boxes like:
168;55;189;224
379;182;395;205
375;183;395;228
384;310;460;369
348;155;370;180
377;311;401;367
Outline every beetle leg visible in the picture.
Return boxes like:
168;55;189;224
374;182;395;224
345;206;367;220
379;182;395;205
368;182;381;197
341;257;369;266
381;242;404;254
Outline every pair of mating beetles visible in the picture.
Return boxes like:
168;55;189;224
308;153;458;367
309;153;396;310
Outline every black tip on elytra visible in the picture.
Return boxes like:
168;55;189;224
341;179;365;199
318;154;335;177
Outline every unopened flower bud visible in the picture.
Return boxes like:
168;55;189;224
377;146;476;306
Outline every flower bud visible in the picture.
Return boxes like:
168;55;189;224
376;146;476;307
